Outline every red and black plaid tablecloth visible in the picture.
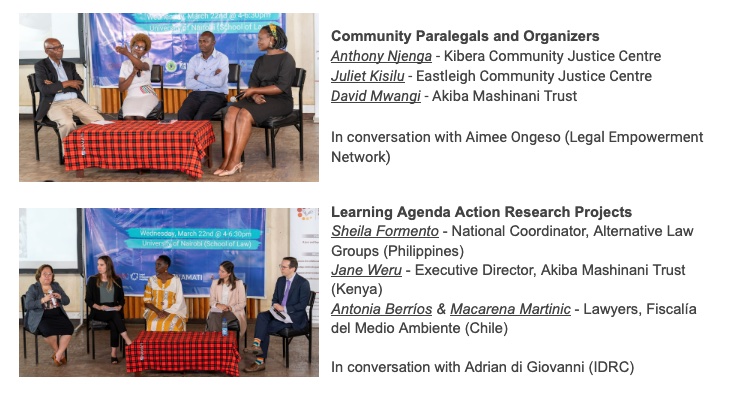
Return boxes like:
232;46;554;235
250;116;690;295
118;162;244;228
64;120;215;179
125;331;241;376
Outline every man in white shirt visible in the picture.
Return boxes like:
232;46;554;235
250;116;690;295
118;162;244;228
177;31;229;120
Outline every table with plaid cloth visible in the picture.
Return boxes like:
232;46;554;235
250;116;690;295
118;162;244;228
64;120;214;179
125;331;241;376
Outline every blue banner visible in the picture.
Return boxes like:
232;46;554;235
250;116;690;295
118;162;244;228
84;208;266;297
89;13;285;87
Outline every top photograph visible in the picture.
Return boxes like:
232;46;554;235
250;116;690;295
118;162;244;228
19;13;319;182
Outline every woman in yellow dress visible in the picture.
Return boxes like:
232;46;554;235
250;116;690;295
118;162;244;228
143;255;187;331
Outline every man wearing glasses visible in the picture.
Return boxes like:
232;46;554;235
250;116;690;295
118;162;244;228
243;257;311;372
34;38;103;150
177;31;229;121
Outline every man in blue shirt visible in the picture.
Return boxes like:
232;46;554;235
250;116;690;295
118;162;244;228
177;31;229;121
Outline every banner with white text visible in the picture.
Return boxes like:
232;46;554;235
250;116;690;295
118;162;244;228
84;208;266;297
89;13;285;87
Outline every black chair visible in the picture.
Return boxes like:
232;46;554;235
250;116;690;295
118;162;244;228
117;64;164;120
269;290;316;368
214;63;241;159
261;67;306;168
219;67;306;167
205;315;243;350
21;294;67;364
85;304;124;360
27;73;84;165
205;282;248;349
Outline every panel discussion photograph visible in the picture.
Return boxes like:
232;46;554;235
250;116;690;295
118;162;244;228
18;208;320;377
18;13;319;182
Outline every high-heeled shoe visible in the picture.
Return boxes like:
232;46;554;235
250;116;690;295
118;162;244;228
218;162;243;177
213;167;226;175
52;353;62;366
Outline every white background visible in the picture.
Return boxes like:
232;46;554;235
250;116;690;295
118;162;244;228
19;208;78;269
9;1;750;395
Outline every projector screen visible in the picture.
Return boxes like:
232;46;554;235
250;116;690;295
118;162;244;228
19;13;85;64
19;208;82;273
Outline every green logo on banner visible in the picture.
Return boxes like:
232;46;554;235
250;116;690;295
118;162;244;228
166;60;177;73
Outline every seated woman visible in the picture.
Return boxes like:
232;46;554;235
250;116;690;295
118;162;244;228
116;33;158;120
143;255;187;331
24;264;74;366
207;261;247;337
85;255;134;364
216;24;296;176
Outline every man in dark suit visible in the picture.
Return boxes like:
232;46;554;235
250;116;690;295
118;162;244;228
244;256;311;372
34;38;103;151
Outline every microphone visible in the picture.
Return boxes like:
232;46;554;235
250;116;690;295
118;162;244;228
137;71;141;77
273;308;286;319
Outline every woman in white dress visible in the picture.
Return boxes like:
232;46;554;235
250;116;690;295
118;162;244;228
116;33;158;119
143;255;187;331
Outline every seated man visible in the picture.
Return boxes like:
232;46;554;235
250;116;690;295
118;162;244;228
34;38;104;153
177;31;229;121
244;256;311;372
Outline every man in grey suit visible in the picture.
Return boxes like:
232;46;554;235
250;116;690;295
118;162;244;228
34;38;103;151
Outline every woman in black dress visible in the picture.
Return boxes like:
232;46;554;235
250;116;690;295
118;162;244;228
85;255;133;363
217;24;296;176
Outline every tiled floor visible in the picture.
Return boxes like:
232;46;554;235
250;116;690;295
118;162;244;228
19;322;319;377
18;115;319;182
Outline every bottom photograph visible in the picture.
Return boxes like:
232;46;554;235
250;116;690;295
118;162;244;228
18;207;319;377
